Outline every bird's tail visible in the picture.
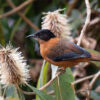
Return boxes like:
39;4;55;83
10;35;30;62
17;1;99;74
90;53;100;61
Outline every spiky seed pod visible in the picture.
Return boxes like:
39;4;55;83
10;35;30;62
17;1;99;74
0;45;29;86
42;9;72;40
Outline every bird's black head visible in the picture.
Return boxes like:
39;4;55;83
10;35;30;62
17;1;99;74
27;29;56;41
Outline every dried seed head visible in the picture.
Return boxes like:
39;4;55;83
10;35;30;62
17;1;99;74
42;9;72;40
0;45;29;86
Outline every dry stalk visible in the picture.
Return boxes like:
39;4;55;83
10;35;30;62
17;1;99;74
6;0;39;31
0;0;34;18
77;0;91;46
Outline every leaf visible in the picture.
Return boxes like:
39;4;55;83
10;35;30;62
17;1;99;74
52;68;75;100
87;49;100;67
37;60;49;88
6;85;25;100
36;60;49;100
6;86;18;98
27;84;54;100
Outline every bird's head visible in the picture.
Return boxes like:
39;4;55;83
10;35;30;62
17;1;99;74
27;29;56;42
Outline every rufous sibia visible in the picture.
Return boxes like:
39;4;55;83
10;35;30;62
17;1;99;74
27;29;100;68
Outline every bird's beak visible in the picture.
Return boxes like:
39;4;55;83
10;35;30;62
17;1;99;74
26;33;37;38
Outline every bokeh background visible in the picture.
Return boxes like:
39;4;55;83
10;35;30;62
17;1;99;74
0;0;100;100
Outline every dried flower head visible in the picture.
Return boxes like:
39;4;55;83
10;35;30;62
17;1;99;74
0;45;29;86
42;9;71;40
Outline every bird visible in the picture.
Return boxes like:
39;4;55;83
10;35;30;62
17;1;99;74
27;29;100;68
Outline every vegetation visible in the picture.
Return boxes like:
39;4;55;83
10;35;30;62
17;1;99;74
0;0;100;100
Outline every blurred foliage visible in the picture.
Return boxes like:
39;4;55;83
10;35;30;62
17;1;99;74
0;0;100;100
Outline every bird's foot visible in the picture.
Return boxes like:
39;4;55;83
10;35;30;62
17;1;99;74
57;67;66;73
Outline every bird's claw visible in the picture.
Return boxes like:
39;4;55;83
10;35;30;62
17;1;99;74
57;67;66;73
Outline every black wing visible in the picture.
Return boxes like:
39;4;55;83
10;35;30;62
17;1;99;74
47;39;91;62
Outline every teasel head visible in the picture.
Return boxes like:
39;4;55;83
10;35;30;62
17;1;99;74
0;45;29;86
42;9;72;40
